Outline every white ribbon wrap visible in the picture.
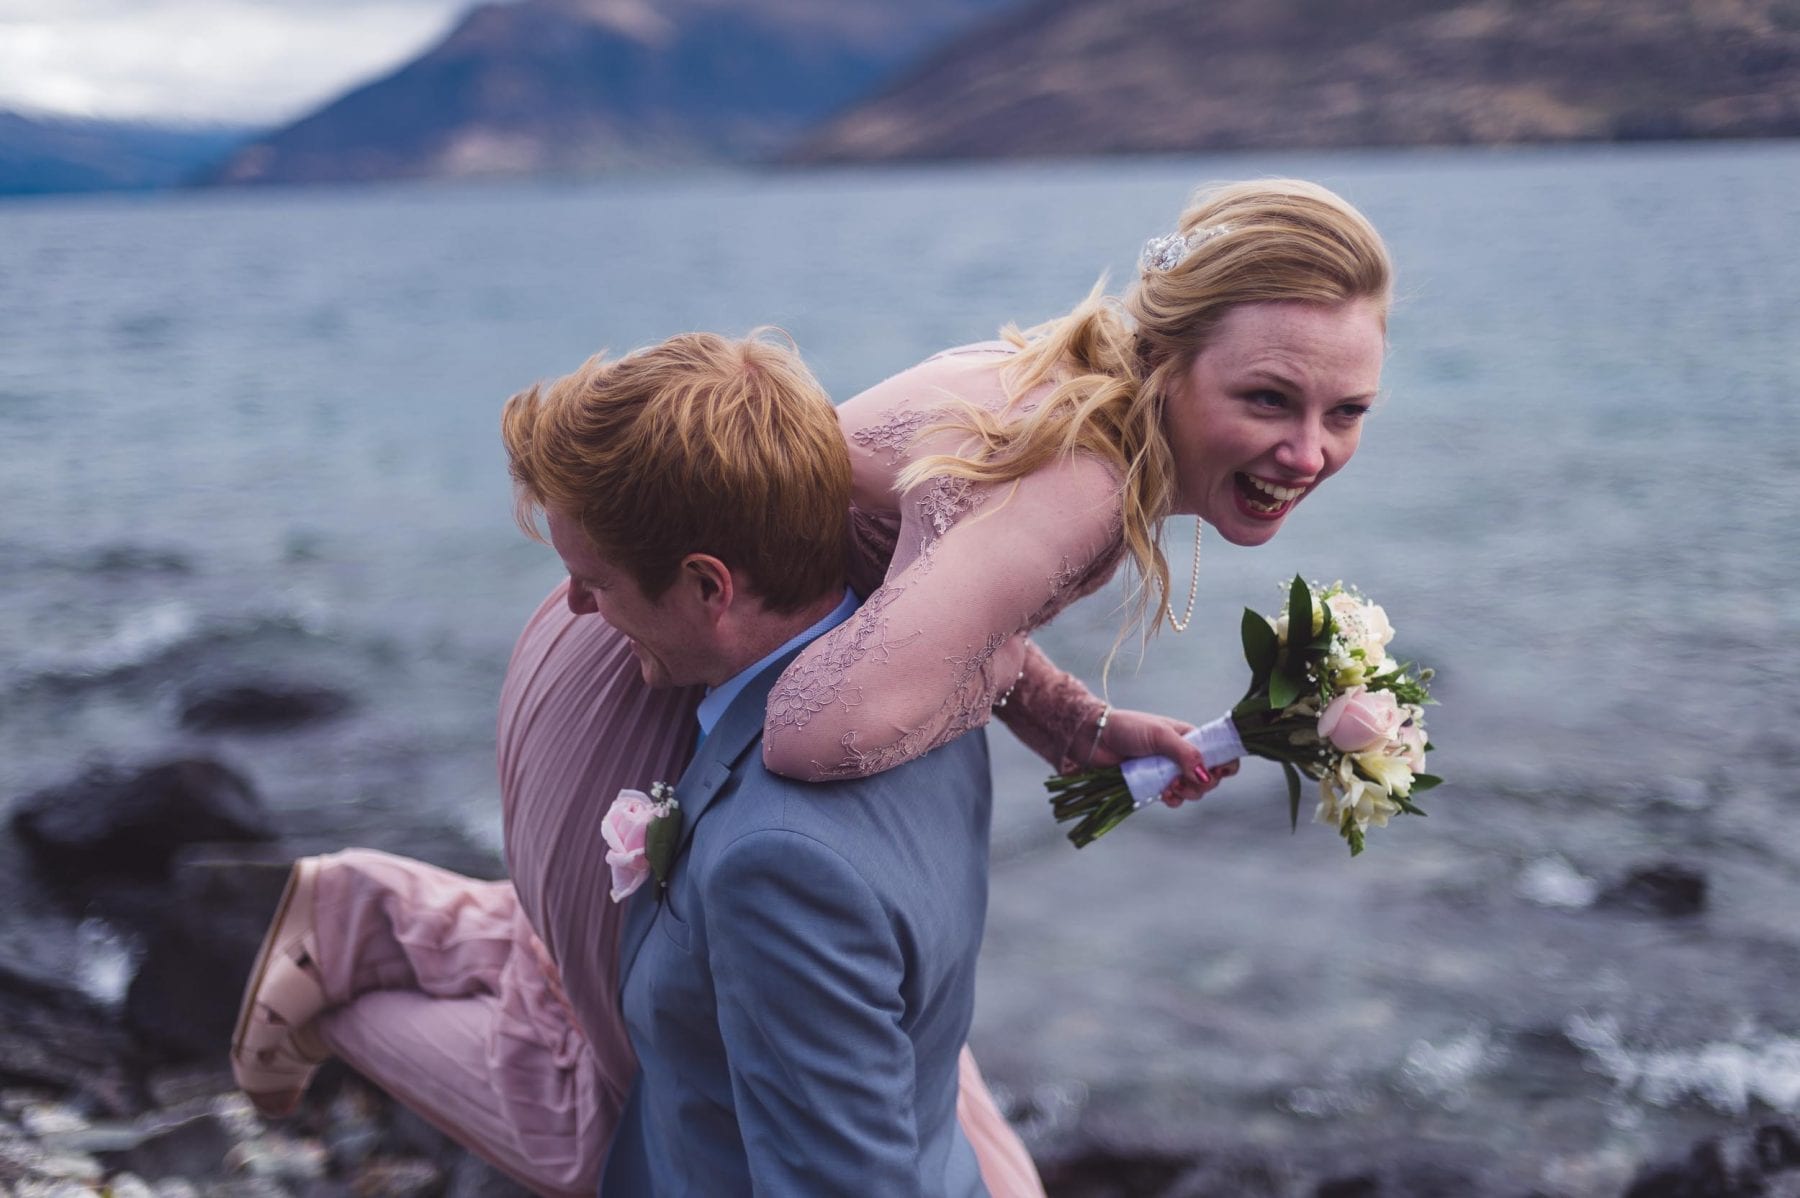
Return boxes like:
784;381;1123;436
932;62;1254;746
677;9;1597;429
1119;714;1246;809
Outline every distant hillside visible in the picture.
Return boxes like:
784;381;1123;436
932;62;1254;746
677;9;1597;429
0;114;251;196
792;0;1800;162
207;0;1015;186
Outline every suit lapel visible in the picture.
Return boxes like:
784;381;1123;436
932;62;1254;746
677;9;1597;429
616;645;807;988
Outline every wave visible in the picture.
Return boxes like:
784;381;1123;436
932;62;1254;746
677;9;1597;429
0;539;196;577
1567;1012;1800;1117
4;603;342;697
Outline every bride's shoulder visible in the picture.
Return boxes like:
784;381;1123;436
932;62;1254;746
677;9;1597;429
841;343;1017;414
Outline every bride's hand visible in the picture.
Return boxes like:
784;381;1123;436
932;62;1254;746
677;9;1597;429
1085;707;1240;806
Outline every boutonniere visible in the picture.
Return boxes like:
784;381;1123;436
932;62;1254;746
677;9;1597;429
602;781;683;902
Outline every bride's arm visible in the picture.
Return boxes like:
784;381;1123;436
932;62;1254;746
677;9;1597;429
990;637;1106;771
765;452;1136;781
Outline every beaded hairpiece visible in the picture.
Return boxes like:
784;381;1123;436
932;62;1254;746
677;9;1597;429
1139;223;1233;274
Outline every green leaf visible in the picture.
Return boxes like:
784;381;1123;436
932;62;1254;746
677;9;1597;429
1410;774;1443;792
1282;761;1302;832
1269;669;1301;709
646;801;684;886
1287;575;1314;647
1240;607;1279;684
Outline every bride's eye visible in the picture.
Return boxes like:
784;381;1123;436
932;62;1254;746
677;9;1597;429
1246;390;1286;410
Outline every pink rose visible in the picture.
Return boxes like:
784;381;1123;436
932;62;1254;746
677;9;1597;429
1397;715;1428;771
602;788;657;902
1317;686;1404;753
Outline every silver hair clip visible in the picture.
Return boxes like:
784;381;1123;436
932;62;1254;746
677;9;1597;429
1139;223;1232;274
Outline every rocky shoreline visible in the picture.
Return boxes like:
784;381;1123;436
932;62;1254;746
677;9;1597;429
5;752;1800;1197
2;750;534;1198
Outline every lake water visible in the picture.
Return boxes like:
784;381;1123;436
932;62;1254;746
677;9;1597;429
3;143;1798;1193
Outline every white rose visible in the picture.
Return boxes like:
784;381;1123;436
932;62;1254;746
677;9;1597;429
1343;776;1400;830
1353;750;1414;797
1326;593;1396;660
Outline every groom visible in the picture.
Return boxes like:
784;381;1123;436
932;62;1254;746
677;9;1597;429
506;332;992;1196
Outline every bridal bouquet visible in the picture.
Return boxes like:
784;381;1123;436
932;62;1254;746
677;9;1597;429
1047;576;1440;854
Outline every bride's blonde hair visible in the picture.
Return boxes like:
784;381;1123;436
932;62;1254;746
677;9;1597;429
898;178;1393;639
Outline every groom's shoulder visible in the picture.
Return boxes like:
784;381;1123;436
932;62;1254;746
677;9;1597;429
738;724;991;810
706;728;990;871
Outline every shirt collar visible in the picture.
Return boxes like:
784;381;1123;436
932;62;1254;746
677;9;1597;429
695;587;857;738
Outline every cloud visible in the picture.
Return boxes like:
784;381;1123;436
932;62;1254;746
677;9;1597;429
0;0;478;125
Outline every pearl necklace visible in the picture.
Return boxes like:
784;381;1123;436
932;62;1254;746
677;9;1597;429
1163;518;1202;633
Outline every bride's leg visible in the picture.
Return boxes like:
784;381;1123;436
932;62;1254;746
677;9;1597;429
959;1046;1045;1198
308;847;520;1003
229;847;619;1196
316;895;610;1198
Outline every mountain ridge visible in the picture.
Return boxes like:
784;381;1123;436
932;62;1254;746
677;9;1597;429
792;0;1800;162
206;0;1017;186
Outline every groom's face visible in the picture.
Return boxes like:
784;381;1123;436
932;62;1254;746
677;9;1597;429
546;509;712;689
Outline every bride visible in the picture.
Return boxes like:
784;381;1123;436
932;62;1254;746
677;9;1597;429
229;177;1392;1197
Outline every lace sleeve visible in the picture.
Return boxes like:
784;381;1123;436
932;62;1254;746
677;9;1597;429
993;639;1106;772
763;453;1123;782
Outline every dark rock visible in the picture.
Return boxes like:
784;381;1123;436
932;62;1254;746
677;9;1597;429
1166;1154;1294;1198
83;545;192;575
1315;1177;1378;1198
1623;1118;1800;1197
178;681;353;732
1038;1145;1194;1198
124;848;294;1063
1600;863;1708;918
11;759;275;879
0;965;141;1114
95;1110;234;1183
1310;1158;1488;1198
1758;1122;1800;1172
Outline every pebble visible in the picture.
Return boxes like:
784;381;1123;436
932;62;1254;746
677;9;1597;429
14;1111;84;1142
223;1137;327;1183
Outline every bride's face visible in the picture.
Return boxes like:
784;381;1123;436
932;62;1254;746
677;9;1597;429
1163;298;1386;546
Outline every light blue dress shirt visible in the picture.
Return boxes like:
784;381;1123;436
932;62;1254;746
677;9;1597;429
694;587;858;739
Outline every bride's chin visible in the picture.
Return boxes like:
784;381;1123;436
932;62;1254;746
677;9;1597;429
1215;522;1276;548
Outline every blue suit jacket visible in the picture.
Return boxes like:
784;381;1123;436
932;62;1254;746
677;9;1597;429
600;647;992;1197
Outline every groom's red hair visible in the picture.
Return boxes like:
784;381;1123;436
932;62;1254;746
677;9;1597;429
502;330;850;615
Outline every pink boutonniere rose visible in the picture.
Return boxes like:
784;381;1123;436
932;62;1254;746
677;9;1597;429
602;782;681;902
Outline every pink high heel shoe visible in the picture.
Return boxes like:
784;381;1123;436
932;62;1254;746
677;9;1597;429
230;857;331;1117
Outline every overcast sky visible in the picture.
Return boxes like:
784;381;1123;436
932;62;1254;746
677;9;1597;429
0;0;482;125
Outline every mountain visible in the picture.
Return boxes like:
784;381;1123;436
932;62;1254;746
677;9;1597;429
0;113;252;196
207;0;1016;186
791;0;1800;162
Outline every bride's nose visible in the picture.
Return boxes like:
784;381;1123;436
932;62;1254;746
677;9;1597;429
1274;421;1326;477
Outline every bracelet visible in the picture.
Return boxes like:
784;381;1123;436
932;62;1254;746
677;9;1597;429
992;666;1026;710
1088;702;1111;763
